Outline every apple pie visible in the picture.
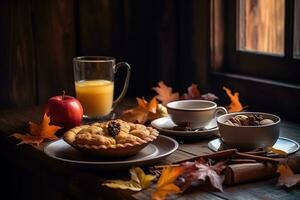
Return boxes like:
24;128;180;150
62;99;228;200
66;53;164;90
63;119;159;157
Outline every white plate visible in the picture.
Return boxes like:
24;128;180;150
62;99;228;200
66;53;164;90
44;135;178;170
208;137;300;155
151;116;219;138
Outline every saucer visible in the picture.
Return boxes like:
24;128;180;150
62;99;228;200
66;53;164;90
208;137;300;155
151;116;219;139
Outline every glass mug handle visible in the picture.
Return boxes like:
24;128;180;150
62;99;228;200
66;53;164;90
112;62;131;109
214;107;228;117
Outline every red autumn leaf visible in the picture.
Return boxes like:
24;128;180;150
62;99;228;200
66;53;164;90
153;82;218;106
152;81;180;106
152;166;184;200
180;160;225;192
277;163;300;188
12;113;61;146
182;84;218;101
182;83;201;99
223;86;244;112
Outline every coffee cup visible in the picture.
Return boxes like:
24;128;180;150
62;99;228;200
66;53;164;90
166;100;227;129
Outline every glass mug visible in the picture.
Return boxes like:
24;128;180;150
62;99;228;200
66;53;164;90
73;56;131;119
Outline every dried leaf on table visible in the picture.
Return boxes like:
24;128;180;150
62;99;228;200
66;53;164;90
152;166;184;200
152;81;180;106
182;84;218;101
277;163;300;188
11;113;61;146
267;147;287;156
182;83;201;99
180;160;225;192
121;107;149;124
120;97;167;124
153;82;218;106
223;86;244;112
102;167;156;191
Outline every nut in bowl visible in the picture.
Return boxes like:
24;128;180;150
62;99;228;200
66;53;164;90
63;119;159;157
166;100;227;129
217;112;280;150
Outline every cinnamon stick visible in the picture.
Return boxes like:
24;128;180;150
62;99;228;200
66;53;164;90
176;149;237;164
228;159;257;164
150;164;180;170
235;152;283;163
244;150;267;155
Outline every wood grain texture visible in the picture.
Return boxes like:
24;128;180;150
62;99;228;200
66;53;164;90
0;0;36;107
32;0;76;104
1;103;300;199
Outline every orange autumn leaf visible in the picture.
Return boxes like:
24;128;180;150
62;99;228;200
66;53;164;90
153;81;180;106
121;97;165;124
121;107;149;124
277;163;300;188
137;97;158;113
152;166;184;200
137;97;148;110
223;86;244;112
147;97;158;113
12;113;61;146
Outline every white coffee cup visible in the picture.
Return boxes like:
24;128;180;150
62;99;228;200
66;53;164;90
166;100;227;129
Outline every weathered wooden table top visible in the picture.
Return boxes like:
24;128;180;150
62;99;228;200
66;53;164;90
0;100;300;200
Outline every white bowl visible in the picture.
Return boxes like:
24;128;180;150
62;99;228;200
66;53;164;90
167;100;227;129
217;112;280;150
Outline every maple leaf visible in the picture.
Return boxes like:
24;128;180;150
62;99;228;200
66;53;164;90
182;84;218;101
121;107;149;124
201;93;219;101
182;84;201;99
152;166;184;200
11;113;61;146
223;86;244;112
180;160;224;192
152;81;180;106
102;167;156;191
121;97;167;124
277;163;300;188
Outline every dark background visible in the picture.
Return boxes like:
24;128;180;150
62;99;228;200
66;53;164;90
0;0;211;108
1;0;300;121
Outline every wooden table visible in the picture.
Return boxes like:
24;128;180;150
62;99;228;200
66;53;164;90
1;100;300;200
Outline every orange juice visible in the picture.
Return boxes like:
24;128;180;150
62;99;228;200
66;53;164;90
75;80;114;117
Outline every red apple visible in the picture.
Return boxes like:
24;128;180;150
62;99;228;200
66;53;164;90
44;91;83;130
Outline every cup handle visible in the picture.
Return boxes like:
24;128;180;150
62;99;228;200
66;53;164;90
215;106;228;117
112;62;131;109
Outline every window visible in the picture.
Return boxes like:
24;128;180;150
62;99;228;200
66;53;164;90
238;0;285;55
213;0;300;84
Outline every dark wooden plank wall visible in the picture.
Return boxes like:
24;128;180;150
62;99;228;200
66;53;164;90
0;0;210;109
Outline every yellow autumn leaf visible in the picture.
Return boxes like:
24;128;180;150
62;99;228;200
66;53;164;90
152;166;184;200
102;167;156;191
267;147;287;155
277;163;300;188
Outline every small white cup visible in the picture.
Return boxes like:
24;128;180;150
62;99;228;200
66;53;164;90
167;100;227;129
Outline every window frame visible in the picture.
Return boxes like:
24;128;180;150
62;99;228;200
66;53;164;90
219;0;300;84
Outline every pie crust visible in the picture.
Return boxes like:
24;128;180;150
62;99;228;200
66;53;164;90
63;119;159;157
